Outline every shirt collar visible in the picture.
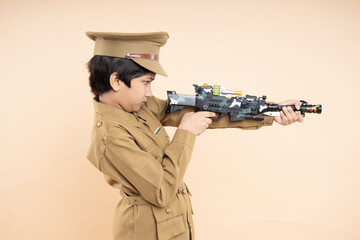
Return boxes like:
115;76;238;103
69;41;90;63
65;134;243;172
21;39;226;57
93;98;134;122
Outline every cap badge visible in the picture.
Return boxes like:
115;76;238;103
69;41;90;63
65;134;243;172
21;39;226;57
125;53;159;60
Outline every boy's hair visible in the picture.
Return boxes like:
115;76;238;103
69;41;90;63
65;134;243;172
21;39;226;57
87;55;151;96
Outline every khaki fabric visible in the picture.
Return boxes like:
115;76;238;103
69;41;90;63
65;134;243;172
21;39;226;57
87;96;273;240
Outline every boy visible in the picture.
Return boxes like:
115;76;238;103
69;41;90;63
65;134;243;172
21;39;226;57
86;31;303;240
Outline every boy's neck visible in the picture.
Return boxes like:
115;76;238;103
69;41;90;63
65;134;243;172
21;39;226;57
99;91;121;109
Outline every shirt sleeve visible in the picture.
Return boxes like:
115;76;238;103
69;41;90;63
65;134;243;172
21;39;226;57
145;96;274;129
98;126;196;208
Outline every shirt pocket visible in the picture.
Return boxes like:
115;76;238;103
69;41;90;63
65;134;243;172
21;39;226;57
146;144;164;163
150;197;186;240
137;136;164;163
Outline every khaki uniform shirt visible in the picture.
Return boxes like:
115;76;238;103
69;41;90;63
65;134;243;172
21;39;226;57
87;96;273;240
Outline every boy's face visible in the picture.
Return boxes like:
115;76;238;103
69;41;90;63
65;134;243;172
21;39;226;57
117;72;155;112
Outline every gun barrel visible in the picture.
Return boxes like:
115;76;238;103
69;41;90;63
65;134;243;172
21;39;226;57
302;104;322;114
276;104;322;114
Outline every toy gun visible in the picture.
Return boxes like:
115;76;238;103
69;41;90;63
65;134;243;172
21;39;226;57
166;84;322;121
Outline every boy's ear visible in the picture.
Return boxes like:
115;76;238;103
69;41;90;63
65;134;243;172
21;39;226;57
109;72;121;91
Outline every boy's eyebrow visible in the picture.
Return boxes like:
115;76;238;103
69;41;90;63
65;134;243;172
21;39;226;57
142;74;156;81
142;77;155;81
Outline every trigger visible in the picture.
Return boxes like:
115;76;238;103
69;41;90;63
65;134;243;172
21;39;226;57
212;113;224;120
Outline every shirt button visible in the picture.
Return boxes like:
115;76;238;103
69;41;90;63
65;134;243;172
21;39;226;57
96;121;103;127
165;208;172;214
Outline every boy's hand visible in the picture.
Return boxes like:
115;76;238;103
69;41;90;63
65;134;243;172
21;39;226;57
178;111;216;136
274;100;304;126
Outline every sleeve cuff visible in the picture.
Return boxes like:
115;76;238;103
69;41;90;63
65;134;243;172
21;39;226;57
261;116;274;126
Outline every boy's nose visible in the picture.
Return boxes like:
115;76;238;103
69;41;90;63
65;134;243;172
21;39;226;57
145;86;152;97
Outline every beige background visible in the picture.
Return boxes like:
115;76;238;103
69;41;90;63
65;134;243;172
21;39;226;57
1;0;359;239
